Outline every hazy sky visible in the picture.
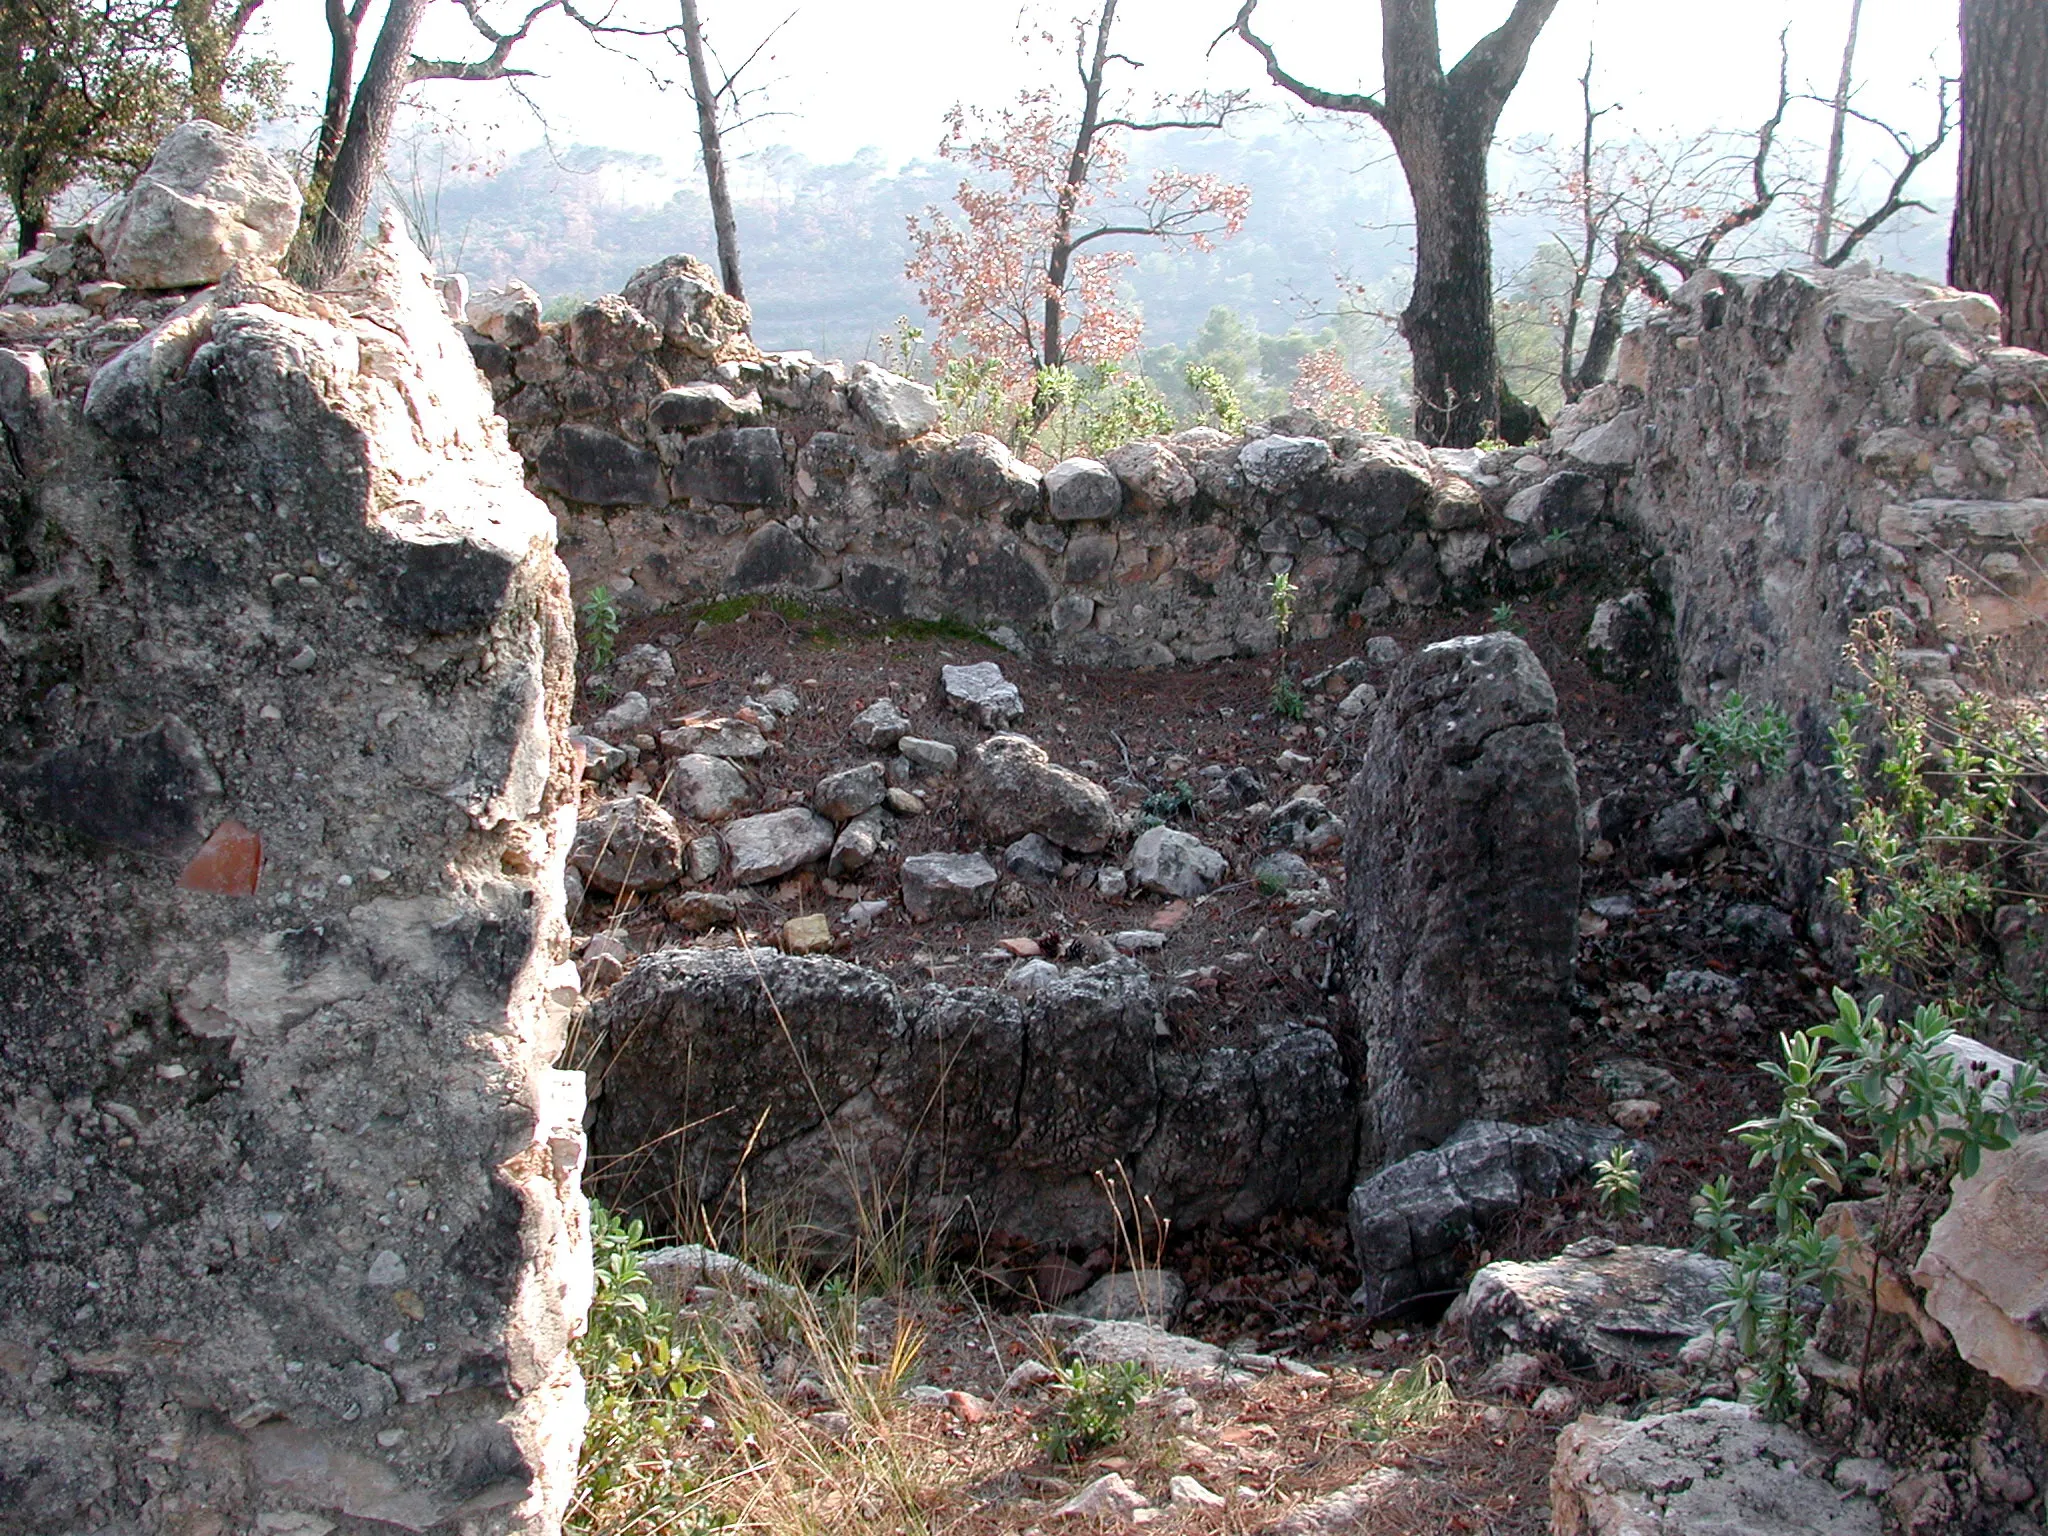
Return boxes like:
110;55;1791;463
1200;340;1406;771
250;0;1960;191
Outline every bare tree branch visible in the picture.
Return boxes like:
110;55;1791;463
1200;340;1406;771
1228;0;1388;126
408;0;560;82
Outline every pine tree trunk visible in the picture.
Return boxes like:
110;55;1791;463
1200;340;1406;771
679;0;743;302
1952;0;2048;351
295;0;429;290
1395;107;1501;446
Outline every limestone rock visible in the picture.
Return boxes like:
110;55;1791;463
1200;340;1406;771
1551;1400;1882;1536
1240;433;1332;494
930;432;1042;514
1914;1129;2048;1399
1104;440;1194;513
848;361;940;443
1344;633;1581;1162
1257;1470;1417;1534
960;734;1117;853
662;753;751;822
466;280;543;347
940;660;1024;728
1003;832;1064;884
1059;1319;1243;1383
828;807;895;878
1457;1240;1732;1376
1052;1472;1148;1523
1647;797;1717;862
899;737;958;773
1130;825;1226;899
621;254;751;355
783;914;834;955
659;716;769;759
567;294;659;370
1567;408;1644;468
1586;590;1665;683
849;698;911;749
900;852;998;922
92;122;300;289
649;380;756;431
813;762;886;824
1348;1121;1629;1317
571;795;686;894
538;424;665;506
679;427;787;508
724;808;835;883
1064;1269;1186;1326
729;521;829;588
1045;457;1123;521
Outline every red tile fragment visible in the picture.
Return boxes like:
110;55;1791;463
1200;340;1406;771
178;819;262;895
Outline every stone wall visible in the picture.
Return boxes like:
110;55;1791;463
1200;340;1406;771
0;201;587;1533
462;261;1646;665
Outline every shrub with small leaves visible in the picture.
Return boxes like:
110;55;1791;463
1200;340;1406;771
1592;1145;1643;1219
1689;690;1793;796
1039;1359;1151;1462
578;585;621;674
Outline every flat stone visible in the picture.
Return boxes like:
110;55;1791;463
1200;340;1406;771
665;891;738;930
1130;825;1225;899
940;661;1023;729
898;736;958;773
900;852;998;922
849;698;911;750
782;914;833;955
813;762;886;823
537;424;665;507
723;808;835;884
1051;1472;1148;1523
1063;1269;1186;1326
658;716;768;760
1914;1128;2048;1399
1455;1240;1732;1377
1058;1319;1244;1383
1240;434;1332;493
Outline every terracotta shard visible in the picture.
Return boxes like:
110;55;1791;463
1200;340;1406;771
178;818;262;895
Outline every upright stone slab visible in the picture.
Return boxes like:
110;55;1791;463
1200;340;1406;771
0;213;586;1533
1343;633;1580;1167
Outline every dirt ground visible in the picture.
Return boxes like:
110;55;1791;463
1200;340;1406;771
568;585;1839;1531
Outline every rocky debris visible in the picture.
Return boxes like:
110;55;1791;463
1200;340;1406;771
467;279;543;345
940;661;1024;728
1130;825;1227;899
91;122;300;290
849;698;911;749
1170;1474;1227;1510
1593;1058;1681;1100
592;689;652;737
1346;633;1582;1164
813;762;886;823
1063;1269;1187;1326
1456;1239;1733;1376
660;715;769;759
1045;456;1124;521
723;808;835;883
828;807;895;878
1645;797;1717;862
1111;930;1166;955
640;1244;798;1305
898;736;958;773
884;787;924;816
1004;832;1065;884
1337;682;1379;719
1058;1319;1248;1383
572;795;687;894
848;360;941;443
1052;1472;1149;1523
1551;1400;1883;1536
901;852;999;922
663;752;752;821
960;733;1117;853
782;914;834;955
1253;851;1319;891
665;891;739;931
685;834;723;883
1913;1129;2048;1399
1256;1470;1417;1534
1348;1120;1630;1317
568;294;660;371
1585;590;1666;683
1104;440;1195;513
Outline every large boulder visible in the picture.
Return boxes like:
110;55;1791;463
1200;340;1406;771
1344;633;1581;1165
1552;1400;1883;1536
537;424;666;506
1455;1239;1732;1376
960;733;1117;854
92;122;300;289
1914;1128;2048;1399
1348;1121;1629;1318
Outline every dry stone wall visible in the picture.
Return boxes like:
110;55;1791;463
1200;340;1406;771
1;172;587;1534
462;261;1647;664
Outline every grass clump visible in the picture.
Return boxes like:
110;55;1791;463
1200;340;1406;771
1038;1359;1152;1463
1349;1356;1454;1443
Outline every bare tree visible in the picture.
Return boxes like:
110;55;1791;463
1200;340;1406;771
1951;0;2048;351
1231;0;1559;447
1811;0;1864;261
677;0;741;300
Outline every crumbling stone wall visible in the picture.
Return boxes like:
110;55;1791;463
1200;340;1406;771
462;263;1646;665
0;206;586;1532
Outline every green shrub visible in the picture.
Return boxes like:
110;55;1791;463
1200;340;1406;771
1038;1359;1151;1462
1689;690;1793;796
1592;1145;1643;1219
1183;362;1245;435
577;585;621;674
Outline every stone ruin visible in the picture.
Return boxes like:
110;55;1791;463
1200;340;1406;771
4;120;2048;1533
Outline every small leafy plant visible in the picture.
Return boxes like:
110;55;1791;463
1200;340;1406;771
1139;778;1195;828
1039;1359;1151;1462
1269;569;1304;717
1689;691;1793;795
578;584;622;674
1592;1144;1643;1219
1184;361;1245;435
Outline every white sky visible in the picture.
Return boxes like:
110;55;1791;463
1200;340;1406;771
248;0;1960;190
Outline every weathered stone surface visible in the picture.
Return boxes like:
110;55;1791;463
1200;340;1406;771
1457;1240;1732;1376
1064;1269;1186;1326
930;432;1042;514
1323;439;1434;538
567;294;659;370
849;697;911;749
661;752;752;821
1345;633;1581;1164
828;806;895;877
941;661;1025;728
724;808;835;883
1914;1129;2048;1399
538;423;666;506
901;851;999;922
1058;1319;1243;1382
2;212;584;1533
899;736;959;773
92;122;300;289
1104;440;1194;513
1585;590;1665;683
1348;1121;1628;1317
467;279;543;346
1552;1401;1883;1536
848;361;940;443
572;794;687;893
813;761;887;823
1647;797;1717;862
1045;457;1123;521
620;253;750;355
1130;824;1226;899
649;380;755;431
1241;433;1332;494
677;425;786;507
658;715;768;759
960;733;1117;853
1256;1470;1418;1534
1003;831;1064;884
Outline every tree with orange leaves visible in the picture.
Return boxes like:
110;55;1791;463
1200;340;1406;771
906;0;1249;415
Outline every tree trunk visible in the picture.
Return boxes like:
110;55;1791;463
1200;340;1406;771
1951;0;2048;351
295;0;429;290
1570;245;1633;396
1394;107;1501;445
1040;0;1117;379
308;0;363;208
1812;0;1863;261
679;0;743;302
